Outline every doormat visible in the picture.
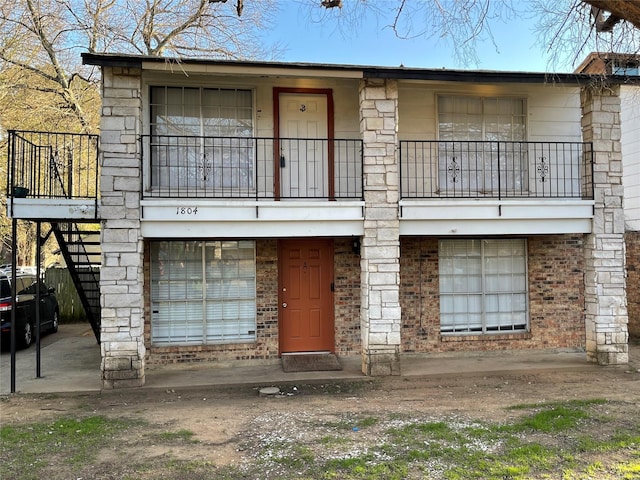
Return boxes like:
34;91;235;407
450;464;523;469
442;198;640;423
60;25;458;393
281;353;342;373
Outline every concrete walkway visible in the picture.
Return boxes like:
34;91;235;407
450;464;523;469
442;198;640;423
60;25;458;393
1;323;636;395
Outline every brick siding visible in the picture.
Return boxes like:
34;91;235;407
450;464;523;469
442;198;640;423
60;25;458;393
143;238;361;365
626;231;640;338
400;235;586;353
333;238;362;355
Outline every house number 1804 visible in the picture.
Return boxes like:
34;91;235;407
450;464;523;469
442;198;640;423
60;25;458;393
176;207;198;215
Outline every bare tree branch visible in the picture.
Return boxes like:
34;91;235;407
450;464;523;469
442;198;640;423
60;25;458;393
24;0;91;131
149;0;211;55
583;0;640;30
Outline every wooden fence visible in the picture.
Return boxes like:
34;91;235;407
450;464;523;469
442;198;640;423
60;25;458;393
44;266;100;323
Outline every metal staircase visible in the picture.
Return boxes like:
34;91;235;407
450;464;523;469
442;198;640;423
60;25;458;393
51;222;101;342
7;130;102;342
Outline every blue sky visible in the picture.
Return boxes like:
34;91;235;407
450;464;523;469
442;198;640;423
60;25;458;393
268;3;559;72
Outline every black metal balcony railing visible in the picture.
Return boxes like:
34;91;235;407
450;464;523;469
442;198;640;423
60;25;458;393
7;130;100;200
6;133;594;205
400;141;594;200
141;135;363;200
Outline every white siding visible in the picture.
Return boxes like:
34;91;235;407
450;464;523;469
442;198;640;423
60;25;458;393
622;85;640;231
398;82;582;142
527;86;581;142
141;71;361;138
140;73;583;144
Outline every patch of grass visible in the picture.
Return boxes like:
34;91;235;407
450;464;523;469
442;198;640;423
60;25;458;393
503;399;606;433
0;416;133;480
617;460;640;479
577;431;640;452
358;416;379;428
323;455;408;479
562;460;640;480
266;444;315;471
4;398;637;480
382;412;606;479
509;405;588;432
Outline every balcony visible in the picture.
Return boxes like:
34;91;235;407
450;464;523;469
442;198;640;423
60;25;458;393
139;135;365;238
6;130;99;220
141;135;363;201
398;140;595;235
400;140;593;200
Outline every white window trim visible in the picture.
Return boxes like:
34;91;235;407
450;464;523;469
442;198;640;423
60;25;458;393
140;77;258;194
439;238;529;335
435;94;529;142
150;240;257;347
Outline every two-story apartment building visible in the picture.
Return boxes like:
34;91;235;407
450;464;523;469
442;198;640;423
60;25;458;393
75;53;630;388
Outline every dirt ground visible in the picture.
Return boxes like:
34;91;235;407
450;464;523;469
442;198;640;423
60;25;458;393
1;348;639;478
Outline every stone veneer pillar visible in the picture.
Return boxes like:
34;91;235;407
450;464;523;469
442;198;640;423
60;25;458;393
359;78;401;376
99;67;146;388
581;83;629;365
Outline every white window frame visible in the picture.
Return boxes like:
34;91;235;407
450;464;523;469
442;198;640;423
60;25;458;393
437;95;528;195
148;86;256;193
439;238;529;335
150;240;257;346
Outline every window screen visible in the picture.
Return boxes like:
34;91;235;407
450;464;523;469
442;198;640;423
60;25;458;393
151;240;256;346
439;238;528;334
149;87;254;191
438;96;527;194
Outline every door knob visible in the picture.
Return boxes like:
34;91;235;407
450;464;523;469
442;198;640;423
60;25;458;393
282;302;287;308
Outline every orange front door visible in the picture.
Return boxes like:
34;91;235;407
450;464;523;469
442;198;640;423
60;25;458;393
279;239;334;353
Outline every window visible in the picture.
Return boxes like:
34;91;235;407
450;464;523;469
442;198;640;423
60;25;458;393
439;239;528;334
150;240;256;346
438;96;527;195
149;86;254;191
612;62;639;76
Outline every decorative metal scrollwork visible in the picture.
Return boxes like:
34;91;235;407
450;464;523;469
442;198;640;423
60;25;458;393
198;153;212;181
447;157;461;183
536;156;549;183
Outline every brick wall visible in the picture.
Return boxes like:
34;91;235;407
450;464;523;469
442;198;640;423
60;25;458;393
626;231;640;338
400;235;586;353
334;238;362;355
143;238;361;364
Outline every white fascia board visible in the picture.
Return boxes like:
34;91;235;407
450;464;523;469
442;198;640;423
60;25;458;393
140;200;364;222
139;200;364;237
399;199;594;235
141;220;364;238
400;199;594;219
141;62;363;79
400;218;593;235
7;198;97;220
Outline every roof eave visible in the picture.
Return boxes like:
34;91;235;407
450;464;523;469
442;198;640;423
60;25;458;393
81;52;637;85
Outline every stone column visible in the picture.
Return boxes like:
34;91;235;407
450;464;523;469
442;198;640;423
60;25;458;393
99;66;146;387
581;83;628;365
359;78;401;376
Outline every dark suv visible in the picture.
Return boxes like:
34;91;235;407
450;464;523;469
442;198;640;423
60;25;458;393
0;274;59;349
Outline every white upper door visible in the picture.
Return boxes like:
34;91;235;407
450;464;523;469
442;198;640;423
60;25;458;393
279;93;329;198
